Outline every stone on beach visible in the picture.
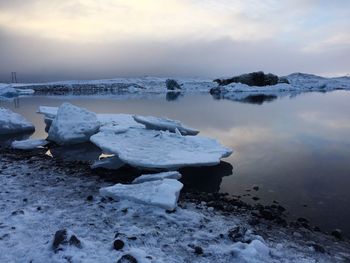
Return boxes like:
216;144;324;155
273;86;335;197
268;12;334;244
90;129;232;170
47;103;100;145
133;115;199;135
11;139;48;150
132;171;182;184
100;179;183;210
0;108;35;135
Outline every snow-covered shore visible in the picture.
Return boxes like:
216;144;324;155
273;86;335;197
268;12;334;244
0;149;349;263
1;73;349;97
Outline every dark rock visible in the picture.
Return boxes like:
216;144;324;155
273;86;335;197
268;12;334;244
117;254;138;263
128;236;137;240
248;218;260;226
165;79;181;90
11;210;24;216
259;209;275;220
69;235;82;248
252;196;260;201
297;217;309;224
331;229;342;240
194;246;203;255
86;195;93;201
312;244;326;253
113;239;125;250
52;229;82;252
213;71;287;87
37;206;42;211
52;229;68;252
252;185;259;191
228;226;247;242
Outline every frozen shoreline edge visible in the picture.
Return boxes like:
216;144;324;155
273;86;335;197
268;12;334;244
0;148;349;262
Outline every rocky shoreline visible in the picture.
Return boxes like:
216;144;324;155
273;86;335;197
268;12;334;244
1;148;350;262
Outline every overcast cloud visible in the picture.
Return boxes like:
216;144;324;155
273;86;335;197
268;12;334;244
0;0;349;82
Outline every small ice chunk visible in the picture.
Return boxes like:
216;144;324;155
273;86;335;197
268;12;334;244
100;179;183;210
132;171;182;184
0;86;18;98
133;115;199;135
48;103;100;145
91;156;124;170
0;108;35;135
11;139;48;150
37;106;58;119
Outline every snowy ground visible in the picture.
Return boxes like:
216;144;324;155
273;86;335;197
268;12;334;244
0;150;349;263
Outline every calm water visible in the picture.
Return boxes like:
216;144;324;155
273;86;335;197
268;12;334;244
1;91;350;237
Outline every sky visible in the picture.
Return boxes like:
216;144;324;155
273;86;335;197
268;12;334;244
0;0;349;82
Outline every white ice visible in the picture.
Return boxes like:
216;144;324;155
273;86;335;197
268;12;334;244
11;139;48;150
132;171;182;184
133;115;199;135
91;129;232;170
100;179;183;210
47;103;100;145
0;108;35;135
38;107;143;132
0;85;18;98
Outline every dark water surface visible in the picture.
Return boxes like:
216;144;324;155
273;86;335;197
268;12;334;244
1;91;350;237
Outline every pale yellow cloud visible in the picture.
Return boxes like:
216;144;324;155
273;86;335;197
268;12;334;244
0;0;280;43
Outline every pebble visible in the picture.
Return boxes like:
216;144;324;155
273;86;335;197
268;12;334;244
113;239;125;250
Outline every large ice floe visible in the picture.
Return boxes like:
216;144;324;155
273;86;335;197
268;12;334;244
132;171;182;184
133;115;199;135
91;128;232;170
47;103;100;145
37;103;232;169
100;179;183;210
11;139;48;150
0;108;35;135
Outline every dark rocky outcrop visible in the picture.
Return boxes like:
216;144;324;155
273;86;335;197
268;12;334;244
165;79;182;90
213;71;289;87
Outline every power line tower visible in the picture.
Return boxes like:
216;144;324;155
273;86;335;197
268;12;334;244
11;72;18;83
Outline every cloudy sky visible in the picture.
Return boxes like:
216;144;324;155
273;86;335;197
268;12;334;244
0;0;349;82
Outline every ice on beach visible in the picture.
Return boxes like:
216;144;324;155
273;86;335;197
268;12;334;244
132;171;182;184
0;108;35;135
91;129;232;170
0;86;18;98
133;115;199;135
287;73;350;90
100;179;183;210
91;156;124;170
11;139;48;150
47;103;100;145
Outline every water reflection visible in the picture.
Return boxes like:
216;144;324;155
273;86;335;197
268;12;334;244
180;161;234;192
166;92;182;101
